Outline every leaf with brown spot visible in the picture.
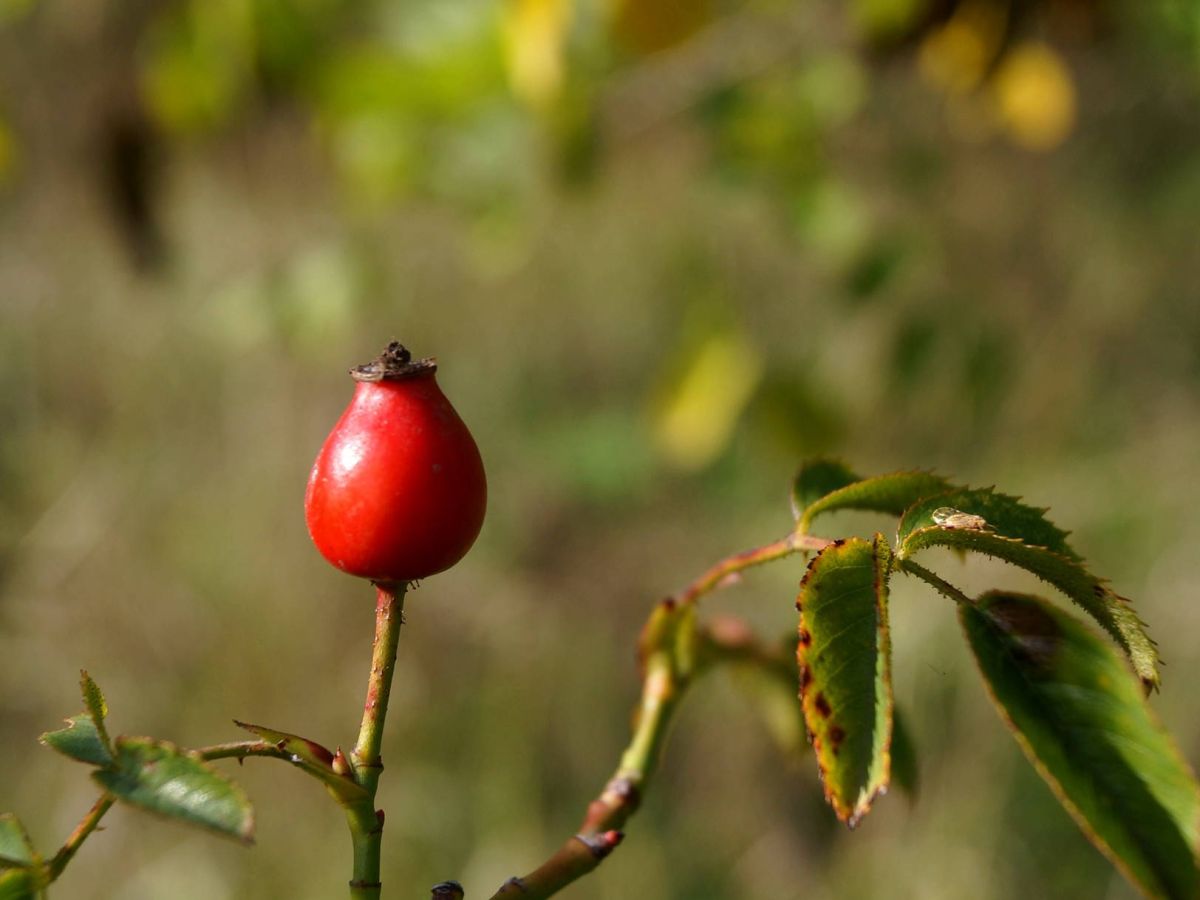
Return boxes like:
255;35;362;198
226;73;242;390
796;534;893;826
963;592;1200;900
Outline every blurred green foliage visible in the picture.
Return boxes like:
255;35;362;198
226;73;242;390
2;0;1200;898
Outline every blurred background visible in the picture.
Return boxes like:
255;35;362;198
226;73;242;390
2;0;1199;897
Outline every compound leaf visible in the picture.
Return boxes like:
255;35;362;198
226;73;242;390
798;470;955;534
797;535;893;826
962;592;1200;900
93;738;254;843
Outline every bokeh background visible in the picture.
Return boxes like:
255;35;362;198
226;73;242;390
2;0;1200;897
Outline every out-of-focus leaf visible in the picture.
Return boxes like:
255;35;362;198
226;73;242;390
40;714;112;767
962;592;1200;899
890;705;918;801
992;42;1076;151
234;721;367;803
0;0;37;26
0;815;35;868
798;470;954;534
897;491;1160;690
917;0;1005;95
140;1;254;134
0;868;35;900
93;738;254;843
653;332;763;471
791;459;860;521
797;535;893;826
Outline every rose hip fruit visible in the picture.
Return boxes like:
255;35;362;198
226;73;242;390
305;342;487;583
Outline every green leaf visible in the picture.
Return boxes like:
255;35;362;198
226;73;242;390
897;521;1160;690
791;459;860;521
962;592;1200;900
40;714;113;767
78;670;111;753
0;868;35;900
0;816;35;868
797;470;956;534
797;535;893;826
233;722;368;804
896;486;1079;560
93;738;254;843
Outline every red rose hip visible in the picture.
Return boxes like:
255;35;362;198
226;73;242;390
305;342;487;583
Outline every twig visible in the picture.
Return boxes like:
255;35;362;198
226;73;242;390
485;534;834;899
46;794;115;881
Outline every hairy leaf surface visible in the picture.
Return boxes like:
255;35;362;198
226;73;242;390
897;487;1078;560
796;535;893;826
899;523;1160;689
93;738;254;843
798;470;955;534
963;592;1200;900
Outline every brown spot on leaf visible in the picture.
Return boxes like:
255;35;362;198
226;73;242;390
987;595;1063;671
828;724;846;754
814;693;832;718
798;627;812;648
799;666;812;690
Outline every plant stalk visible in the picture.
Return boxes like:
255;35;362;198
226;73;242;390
346;581;408;899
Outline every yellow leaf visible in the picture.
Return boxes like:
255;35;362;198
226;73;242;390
992;42;1076;151
653;333;763;471
503;0;571;109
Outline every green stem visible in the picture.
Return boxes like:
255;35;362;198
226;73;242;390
484;532;839;900
346;581;408;900
198;740;292;762
46;793;115;882
675;532;830;606
897;558;976;606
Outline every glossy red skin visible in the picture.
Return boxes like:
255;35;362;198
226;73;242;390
304;373;487;582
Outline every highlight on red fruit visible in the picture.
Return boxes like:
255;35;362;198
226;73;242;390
304;342;487;583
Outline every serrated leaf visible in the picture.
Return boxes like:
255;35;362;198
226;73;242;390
78;671;111;753
791;459;860;521
898;524;1160;690
797;535;893;826
40;714;113;767
0;816;35;868
797;470;956;534
93;738;254;843
962;592;1200;900
233;722;368;804
896;486;1079;560
0;868;35;900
